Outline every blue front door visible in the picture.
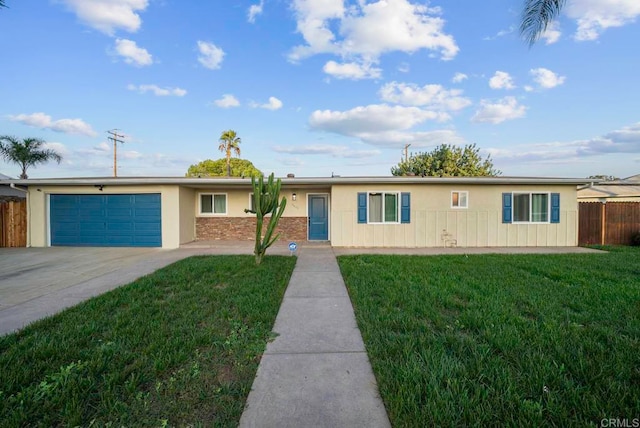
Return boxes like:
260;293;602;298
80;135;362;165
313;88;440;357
50;194;162;247
308;195;328;240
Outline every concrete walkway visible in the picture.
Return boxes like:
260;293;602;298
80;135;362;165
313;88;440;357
239;246;391;428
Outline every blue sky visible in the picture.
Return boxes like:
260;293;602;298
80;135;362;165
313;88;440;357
1;0;639;179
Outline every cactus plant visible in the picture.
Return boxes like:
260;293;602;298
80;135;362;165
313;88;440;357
244;173;287;264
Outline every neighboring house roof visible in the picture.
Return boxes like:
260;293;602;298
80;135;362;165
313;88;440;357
578;173;640;200
4;175;593;187
0;173;27;200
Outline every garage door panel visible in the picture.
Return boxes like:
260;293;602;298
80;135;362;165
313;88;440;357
79;223;106;232
106;210;133;218
50;194;161;247
135;223;161;232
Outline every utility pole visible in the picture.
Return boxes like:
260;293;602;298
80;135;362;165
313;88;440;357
107;129;125;177
403;143;411;162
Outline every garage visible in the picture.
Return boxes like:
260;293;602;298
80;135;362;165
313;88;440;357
50;194;162;247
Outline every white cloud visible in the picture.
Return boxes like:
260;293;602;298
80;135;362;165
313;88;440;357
487;122;640;163
489;71;516;90
541;21;562;44
121;150;143;160
483;25;515;40
42;142;71;158
114;38;153;66
530;68;566;89
248;0;264;23
309;104;449;137
197;41;225;70
566;0;640;41
323;60;381;80
353;129;466;147
24;140;195;177
398;62;410;73
214;94;241;108
9;112;98;137
289;0;458;65
273;144;381;158
471;97;526;124
79;142;111;155
127;84;186;96
60;0;148;35
452;72;468;83
280;157;305;167
251;96;283;110
379;82;472;111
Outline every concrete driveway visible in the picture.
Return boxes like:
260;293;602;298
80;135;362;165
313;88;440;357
0;247;205;335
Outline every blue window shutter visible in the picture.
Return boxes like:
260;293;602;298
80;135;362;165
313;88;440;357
357;192;367;223
502;193;512;223
550;193;560;223
401;192;411;223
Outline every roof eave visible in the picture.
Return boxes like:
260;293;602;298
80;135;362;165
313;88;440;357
2;176;594;186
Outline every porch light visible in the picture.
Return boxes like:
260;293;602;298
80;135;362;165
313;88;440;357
292;193;297;201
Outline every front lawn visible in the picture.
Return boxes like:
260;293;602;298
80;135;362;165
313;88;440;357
0;255;296;427
338;247;640;427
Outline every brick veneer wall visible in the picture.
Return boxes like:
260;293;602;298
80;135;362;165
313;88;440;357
196;217;308;241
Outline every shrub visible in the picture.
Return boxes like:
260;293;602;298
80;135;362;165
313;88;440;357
631;231;640;246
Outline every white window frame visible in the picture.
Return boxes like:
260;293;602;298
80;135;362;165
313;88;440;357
198;193;227;216
367;191;400;224
248;192;272;216
451;191;469;209
512;192;551;224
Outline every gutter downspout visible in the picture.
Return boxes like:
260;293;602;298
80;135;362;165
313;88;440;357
10;183;30;247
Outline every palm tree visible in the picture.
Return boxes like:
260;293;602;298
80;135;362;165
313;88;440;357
0;136;63;179
218;130;241;177
521;0;566;45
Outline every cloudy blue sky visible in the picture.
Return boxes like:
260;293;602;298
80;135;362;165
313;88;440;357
1;0;639;179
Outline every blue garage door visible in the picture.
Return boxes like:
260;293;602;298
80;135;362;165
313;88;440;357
50;194;162;247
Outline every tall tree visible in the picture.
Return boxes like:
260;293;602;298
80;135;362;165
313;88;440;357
0;136;62;179
520;0;566;45
218;130;241;177
186;158;262;177
391;144;500;177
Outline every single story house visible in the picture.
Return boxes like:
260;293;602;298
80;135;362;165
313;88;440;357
4;175;590;249
578;174;640;202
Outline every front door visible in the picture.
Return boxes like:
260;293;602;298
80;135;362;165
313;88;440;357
308;195;328;240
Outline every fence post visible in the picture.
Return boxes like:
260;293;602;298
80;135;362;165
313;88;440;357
600;202;606;245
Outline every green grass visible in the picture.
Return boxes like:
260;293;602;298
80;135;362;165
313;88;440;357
0;255;296;427
338;247;640;427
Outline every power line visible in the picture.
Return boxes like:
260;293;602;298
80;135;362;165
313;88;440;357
106;129;125;177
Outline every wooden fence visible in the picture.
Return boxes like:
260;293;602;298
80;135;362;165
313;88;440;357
579;202;640;246
0;200;27;247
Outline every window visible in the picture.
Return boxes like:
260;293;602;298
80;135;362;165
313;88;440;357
451;191;468;208
199;193;226;215
368;192;399;223
358;192;410;224
513;193;549;223
248;192;272;215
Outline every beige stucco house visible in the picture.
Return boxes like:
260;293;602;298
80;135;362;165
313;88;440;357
4;175;589;249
